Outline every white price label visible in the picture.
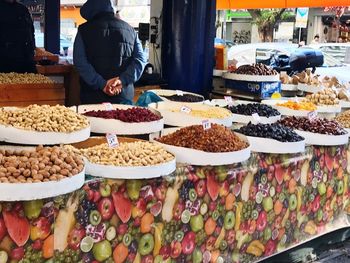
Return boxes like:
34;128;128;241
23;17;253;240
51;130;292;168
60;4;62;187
252;113;261;123
224;96;233;105
176;90;184;96
202;120;211;130
181;106;192;114
106;133;119;148
102;102;113;111
308;111;317;121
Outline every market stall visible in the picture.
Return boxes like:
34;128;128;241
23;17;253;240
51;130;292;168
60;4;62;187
0;88;349;263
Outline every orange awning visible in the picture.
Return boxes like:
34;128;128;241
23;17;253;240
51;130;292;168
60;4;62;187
217;0;350;9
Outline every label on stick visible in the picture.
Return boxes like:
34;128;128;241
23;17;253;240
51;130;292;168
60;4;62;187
102;102;113;111
176;90;184;96
202;120;211;130
106;133;119;148
308;111;317;121
181;106;192;114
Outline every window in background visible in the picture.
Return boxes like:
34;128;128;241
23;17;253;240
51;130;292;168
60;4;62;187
20;0;45;48
118;0;151;29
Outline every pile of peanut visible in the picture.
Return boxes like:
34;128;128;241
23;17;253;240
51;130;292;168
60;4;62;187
0;146;84;183
305;88;339;106
0;105;89;132
0;73;54;84
66;142;174;167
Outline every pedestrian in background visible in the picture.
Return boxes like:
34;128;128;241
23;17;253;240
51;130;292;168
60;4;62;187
0;0;36;73
73;0;147;105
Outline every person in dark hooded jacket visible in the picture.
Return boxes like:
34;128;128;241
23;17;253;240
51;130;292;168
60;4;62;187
0;0;36;73
73;0;146;104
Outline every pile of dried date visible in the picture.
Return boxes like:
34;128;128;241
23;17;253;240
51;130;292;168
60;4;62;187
279;116;347;135
233;64;278;76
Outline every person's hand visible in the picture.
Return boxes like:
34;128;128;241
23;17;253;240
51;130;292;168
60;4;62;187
106;77;123;95
102;85;115;96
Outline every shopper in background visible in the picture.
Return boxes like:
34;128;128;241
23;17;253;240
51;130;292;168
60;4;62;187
311;34;320;44
0;0;36;73
73;0;147;105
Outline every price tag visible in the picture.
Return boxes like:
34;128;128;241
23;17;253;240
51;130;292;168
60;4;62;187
176;90;184;96
102;102;113;111
308;111;317;121
202;120;211;130
181;106;192;114
224;96;233;105
106;133;119;148
252;113;261;123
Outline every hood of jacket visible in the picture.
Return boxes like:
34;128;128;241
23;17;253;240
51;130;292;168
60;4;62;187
80;0;114;21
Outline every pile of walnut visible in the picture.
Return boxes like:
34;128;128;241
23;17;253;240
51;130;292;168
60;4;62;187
65;142;174;167
0;105;89;132
305;88;339;106
0;146;84;183
0;72;54;84
280;69;321;86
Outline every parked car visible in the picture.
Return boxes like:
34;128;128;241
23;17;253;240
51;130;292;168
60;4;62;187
35;33;73;56
227;43;350;83
309;43;350;65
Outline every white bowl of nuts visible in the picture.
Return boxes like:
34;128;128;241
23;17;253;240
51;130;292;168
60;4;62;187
0;145;85;201
0;105;91;145
67;137;176;179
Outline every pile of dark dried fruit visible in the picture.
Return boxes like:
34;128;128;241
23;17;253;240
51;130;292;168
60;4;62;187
157;124;248;152
236;123;304;142
162;94;203;103
279;116;347;136
233;63;278;76
84;108;161;123
227;103;280;117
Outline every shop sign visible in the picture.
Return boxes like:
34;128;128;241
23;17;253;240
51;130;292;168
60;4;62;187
295;8;309;28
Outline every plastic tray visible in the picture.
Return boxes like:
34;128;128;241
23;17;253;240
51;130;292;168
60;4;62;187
295;130;349;146
149;102;234;127
243;135;306;154
72;137;176;179
150;128;251;166
78;104;164;135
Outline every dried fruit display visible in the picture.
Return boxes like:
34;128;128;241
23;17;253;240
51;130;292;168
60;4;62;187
304;88;339;106
66;142;174;167
0;146;84;183
156;124;248;152
0;73;54;84
276;101;317;111
335;110;350;128
281;69;321;86
280;116;347;135
236;123;304;142
227;104;280;118
0;144;348;262
232;64;278;76
171;107;232;119
83;108;161;123
162;94;204;103
0;105;89;132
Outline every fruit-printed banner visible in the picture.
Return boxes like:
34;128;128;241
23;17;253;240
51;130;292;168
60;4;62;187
1;145;350;262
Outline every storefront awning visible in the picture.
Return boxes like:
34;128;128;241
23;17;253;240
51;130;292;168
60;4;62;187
217;0;350;9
